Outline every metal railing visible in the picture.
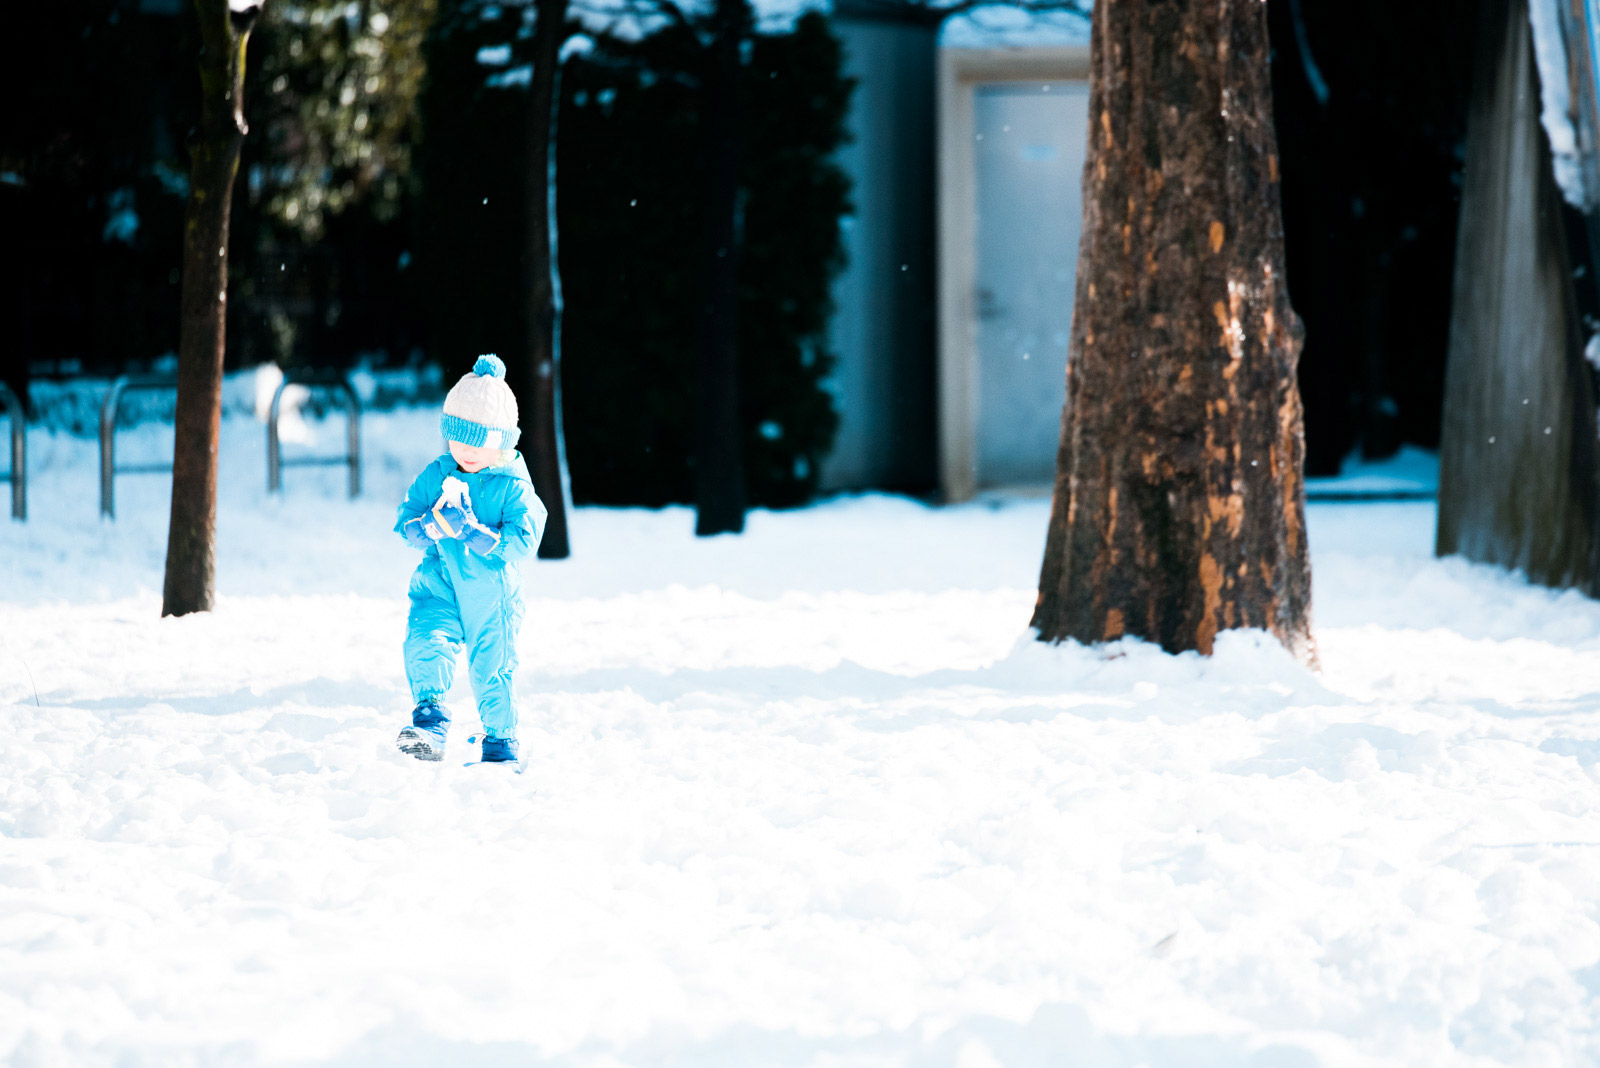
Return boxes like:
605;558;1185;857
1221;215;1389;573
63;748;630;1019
0;383;24;520
267;373;361;498
100;375;179;520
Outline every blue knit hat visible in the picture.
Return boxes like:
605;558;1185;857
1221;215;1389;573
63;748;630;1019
441;355;520;449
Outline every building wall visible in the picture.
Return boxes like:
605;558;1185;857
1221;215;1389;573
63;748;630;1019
821;12;940;492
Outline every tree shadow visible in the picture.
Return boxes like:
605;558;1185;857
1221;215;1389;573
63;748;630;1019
304;1002;1325;1067
47;677;403;718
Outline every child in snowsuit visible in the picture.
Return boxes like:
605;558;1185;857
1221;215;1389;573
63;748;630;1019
394;355;547;763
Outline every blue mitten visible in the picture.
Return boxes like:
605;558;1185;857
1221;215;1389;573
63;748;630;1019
401;514;446;551
431;477;501;556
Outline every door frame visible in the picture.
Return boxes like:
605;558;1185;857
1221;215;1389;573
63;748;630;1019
937;46;1091;502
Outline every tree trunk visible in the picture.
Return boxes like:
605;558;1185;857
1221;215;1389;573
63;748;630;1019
1436;0;1600;592
1032;0;1314;662
163;0;259;617
0;186;29;417
694;0;748;536
518;0;574;559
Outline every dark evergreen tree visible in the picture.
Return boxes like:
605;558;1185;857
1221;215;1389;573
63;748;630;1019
234;0;436;370
0;1;196;388
693;0;751;536
1267;0;1477;473
245;0;437;240
415;7;850;509
0;0;436;387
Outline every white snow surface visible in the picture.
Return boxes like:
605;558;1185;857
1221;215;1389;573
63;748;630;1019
4;411;1600;1066
940;5;1090;50
1306;446;1438;499
565;0;1090;45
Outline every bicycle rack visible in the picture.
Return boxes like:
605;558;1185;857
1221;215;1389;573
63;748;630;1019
100;375;179;520
0;382;24;520
267;373;361;498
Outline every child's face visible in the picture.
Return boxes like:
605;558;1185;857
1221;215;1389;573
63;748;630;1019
449;441;499;473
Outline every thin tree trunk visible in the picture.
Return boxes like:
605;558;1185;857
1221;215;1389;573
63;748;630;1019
1032;0;1314;662
518;0;573;559
694;0;747;536
163;0;259;617
1358;246;1397;459
0;186;29;416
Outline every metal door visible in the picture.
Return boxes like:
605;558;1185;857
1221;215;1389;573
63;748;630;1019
973;81;1089;488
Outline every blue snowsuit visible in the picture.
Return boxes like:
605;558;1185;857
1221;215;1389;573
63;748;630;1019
395;453;547;739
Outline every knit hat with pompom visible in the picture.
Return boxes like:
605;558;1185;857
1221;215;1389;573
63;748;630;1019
441;354;520;449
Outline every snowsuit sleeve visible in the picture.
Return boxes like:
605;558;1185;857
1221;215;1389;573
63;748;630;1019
490;477;548;565
395;463;444;545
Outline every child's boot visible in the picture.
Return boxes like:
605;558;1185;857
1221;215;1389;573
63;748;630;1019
480;735;518;763
396;702;451;761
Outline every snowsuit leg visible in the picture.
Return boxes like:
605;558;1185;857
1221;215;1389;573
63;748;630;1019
457;569;523;739
404;558;465;707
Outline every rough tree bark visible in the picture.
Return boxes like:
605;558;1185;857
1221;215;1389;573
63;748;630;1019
1032;0;1314;661
516;0;574;559
163;0;260;617
694;0;748;536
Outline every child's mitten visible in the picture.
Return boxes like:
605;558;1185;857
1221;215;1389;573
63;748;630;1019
432;477;502;556
401;515;447;551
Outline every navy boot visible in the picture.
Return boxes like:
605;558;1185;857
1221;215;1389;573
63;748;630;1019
396;702;450;761
480;735;519;763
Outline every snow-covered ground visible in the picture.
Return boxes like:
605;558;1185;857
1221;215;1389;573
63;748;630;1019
3;411;1599;1067
1305;445;1438;500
